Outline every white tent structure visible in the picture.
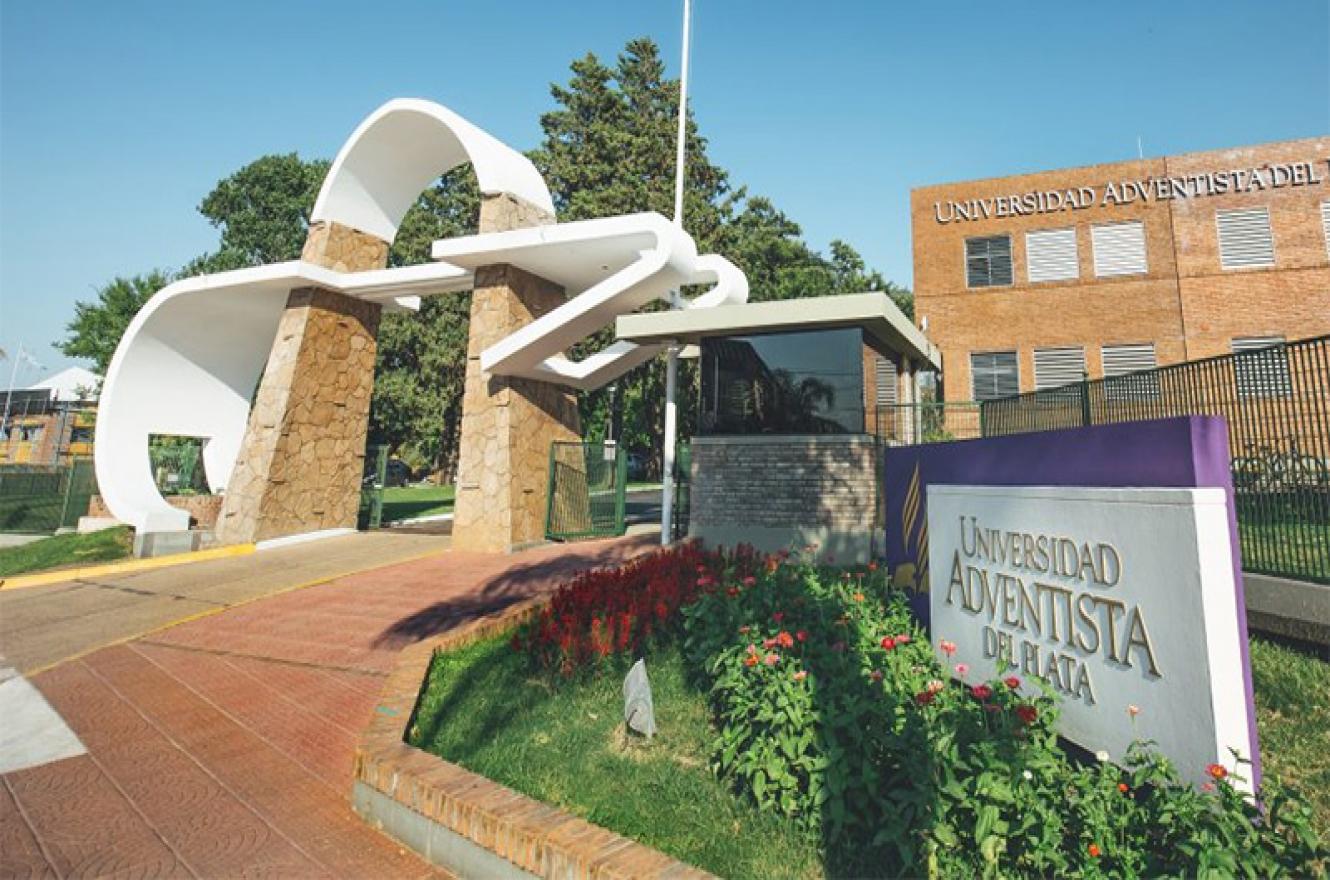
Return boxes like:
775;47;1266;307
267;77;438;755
28;366;101;402
95;98;747;534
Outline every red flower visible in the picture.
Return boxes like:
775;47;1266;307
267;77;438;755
772;611;785;623
738;625;751;634
1088;843;1101;858
1117;782;1129;793
1015;705;1038;725
762;637;777;649
1004;675;1021;690
867;561;878;572
795;630;807;643
971;684;993;700
726;587;739;598
939;639;957;657
1206;763;1228;781
742;576;756;587
914;690;936;706
881;636;896;650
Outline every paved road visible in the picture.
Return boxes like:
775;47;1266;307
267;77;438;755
0;531;447;675
0;531;656;878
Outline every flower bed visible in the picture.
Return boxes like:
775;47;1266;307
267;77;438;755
431;544;1327;877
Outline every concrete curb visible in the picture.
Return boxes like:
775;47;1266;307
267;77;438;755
0;542;256;591
354;597;715;880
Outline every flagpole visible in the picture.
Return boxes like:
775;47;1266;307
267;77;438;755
2;343;24;439
661;0;692;546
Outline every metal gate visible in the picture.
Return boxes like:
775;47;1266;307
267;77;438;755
0;458;99;534
545;441;627;541
358;445;388;530
671;442;691;542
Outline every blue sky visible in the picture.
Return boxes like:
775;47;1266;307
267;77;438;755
2;1;1327;379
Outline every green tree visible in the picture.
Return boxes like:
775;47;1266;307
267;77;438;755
58;271;173;373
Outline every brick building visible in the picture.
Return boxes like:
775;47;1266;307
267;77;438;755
912;138;1330;403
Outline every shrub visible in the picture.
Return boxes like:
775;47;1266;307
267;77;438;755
681;546;1324;877
512;543;759;676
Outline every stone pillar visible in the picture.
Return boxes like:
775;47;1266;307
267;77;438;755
214;221;387;545
451;194;581;552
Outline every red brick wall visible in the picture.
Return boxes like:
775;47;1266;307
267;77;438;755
913;138;1330;401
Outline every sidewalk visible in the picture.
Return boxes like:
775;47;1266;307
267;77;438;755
1;531;657;878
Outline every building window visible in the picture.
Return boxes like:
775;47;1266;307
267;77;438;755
698;328;866;435
1216;207;1275;269
1033;346;1086;390
1232;336;1291;399
874;354;898;406
1091;221;1147;277
1320;201;1330;258
1025;228;1079;283
1101;342;1159;400
970;351;1019;401
965;235;1013;288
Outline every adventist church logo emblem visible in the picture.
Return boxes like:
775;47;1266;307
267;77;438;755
890;463;930;596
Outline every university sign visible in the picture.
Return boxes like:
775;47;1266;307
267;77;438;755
932;158;1327;224
883;418;1260;790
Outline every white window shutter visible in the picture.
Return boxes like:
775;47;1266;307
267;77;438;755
1091;222;1148;277
1025;228;1079;283
1216;208;1275;269
1033;346;1086;390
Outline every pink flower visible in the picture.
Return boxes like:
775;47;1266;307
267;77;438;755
1127;704;1141;719
795;630;807;643
954;663;969;678
739;625;751;634
772;611;785;623
895;634;911;645
940;639;957;657
971;684;993;700
742;576;756;587
792;670;807;682
764;652;780;666
763;637;777;649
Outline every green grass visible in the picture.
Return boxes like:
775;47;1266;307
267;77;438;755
380;484;454;523
0;526;133;578
1251;635;1330;836
408;637;821;879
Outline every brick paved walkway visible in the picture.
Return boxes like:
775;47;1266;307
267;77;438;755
1;534;655;878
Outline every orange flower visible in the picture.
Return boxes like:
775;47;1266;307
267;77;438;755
792;670;808;682
853;592;865;602
1088;843;1101;858
1117;782;1129;793
743;653;758;667
1206;763;1228;781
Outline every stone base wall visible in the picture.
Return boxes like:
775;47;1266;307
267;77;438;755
451;193;581;553
688;435;882;563
88;494;223;529
451;263;580;552
215;287;382;544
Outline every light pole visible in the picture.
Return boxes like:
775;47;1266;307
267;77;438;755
661;0;692;546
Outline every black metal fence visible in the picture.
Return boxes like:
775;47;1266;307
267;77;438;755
874;403;984;445
0;459;99;533
980;335;1330;584
545;441;628;541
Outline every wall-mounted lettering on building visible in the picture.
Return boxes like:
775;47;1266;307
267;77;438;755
928;484;1256;790
933;159;1327;223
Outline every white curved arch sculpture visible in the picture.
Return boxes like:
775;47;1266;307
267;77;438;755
96;97;746;535
311;98;554;241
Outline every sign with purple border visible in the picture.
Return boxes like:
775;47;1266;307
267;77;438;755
884;417;1260;789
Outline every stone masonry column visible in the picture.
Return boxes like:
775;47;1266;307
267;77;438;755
214;221;388;545
451;194;581;552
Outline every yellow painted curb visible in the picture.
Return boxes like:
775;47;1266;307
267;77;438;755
0;542;257;591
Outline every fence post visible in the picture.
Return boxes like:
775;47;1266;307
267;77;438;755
1079;374;1092;427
